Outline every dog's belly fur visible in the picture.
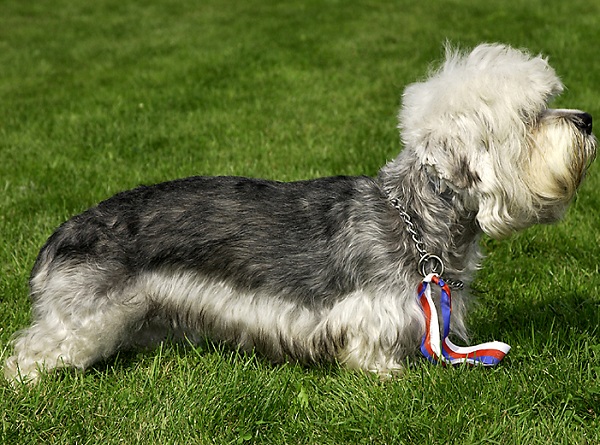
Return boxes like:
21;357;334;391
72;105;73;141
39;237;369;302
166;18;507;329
8;176;423;381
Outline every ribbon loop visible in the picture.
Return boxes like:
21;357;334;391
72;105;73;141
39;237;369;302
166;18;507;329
418;273;510;366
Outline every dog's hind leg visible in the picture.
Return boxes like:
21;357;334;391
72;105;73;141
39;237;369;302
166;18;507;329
4;262;148;384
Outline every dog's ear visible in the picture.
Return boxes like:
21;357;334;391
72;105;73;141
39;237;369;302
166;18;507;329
407;130;484;191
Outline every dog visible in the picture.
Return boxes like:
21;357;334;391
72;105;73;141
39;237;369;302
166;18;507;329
4;43;596;384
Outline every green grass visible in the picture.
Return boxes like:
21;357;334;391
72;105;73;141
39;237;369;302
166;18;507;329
1;0;599;443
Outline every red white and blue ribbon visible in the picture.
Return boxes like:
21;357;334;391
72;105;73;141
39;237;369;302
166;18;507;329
417;273;510;366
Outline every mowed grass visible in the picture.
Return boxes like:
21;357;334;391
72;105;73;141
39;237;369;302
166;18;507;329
1;0;599;443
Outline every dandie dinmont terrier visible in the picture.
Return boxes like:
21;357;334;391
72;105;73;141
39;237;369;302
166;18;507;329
4;43;596;384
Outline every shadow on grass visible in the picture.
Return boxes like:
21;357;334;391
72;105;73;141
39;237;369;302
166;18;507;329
85;336;344;383
471;287;599;339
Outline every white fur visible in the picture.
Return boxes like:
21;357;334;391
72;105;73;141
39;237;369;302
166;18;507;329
5;269;424;382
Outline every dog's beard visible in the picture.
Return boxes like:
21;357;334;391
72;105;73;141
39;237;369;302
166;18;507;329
472;112;596;238
526;114;597;210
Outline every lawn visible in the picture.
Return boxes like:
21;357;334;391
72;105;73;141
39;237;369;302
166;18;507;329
1;0;599;443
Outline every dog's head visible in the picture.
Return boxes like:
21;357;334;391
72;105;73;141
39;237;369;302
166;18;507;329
399;43;596;238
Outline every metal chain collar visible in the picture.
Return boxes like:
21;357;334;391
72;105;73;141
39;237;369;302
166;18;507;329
385;190;464;290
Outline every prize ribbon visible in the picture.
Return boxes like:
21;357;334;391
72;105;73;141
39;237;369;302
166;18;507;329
417;273;510;366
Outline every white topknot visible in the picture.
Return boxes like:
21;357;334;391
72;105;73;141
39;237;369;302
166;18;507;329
399;43;563;153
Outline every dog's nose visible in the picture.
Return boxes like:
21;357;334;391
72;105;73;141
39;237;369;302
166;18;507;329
573;112;593;135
